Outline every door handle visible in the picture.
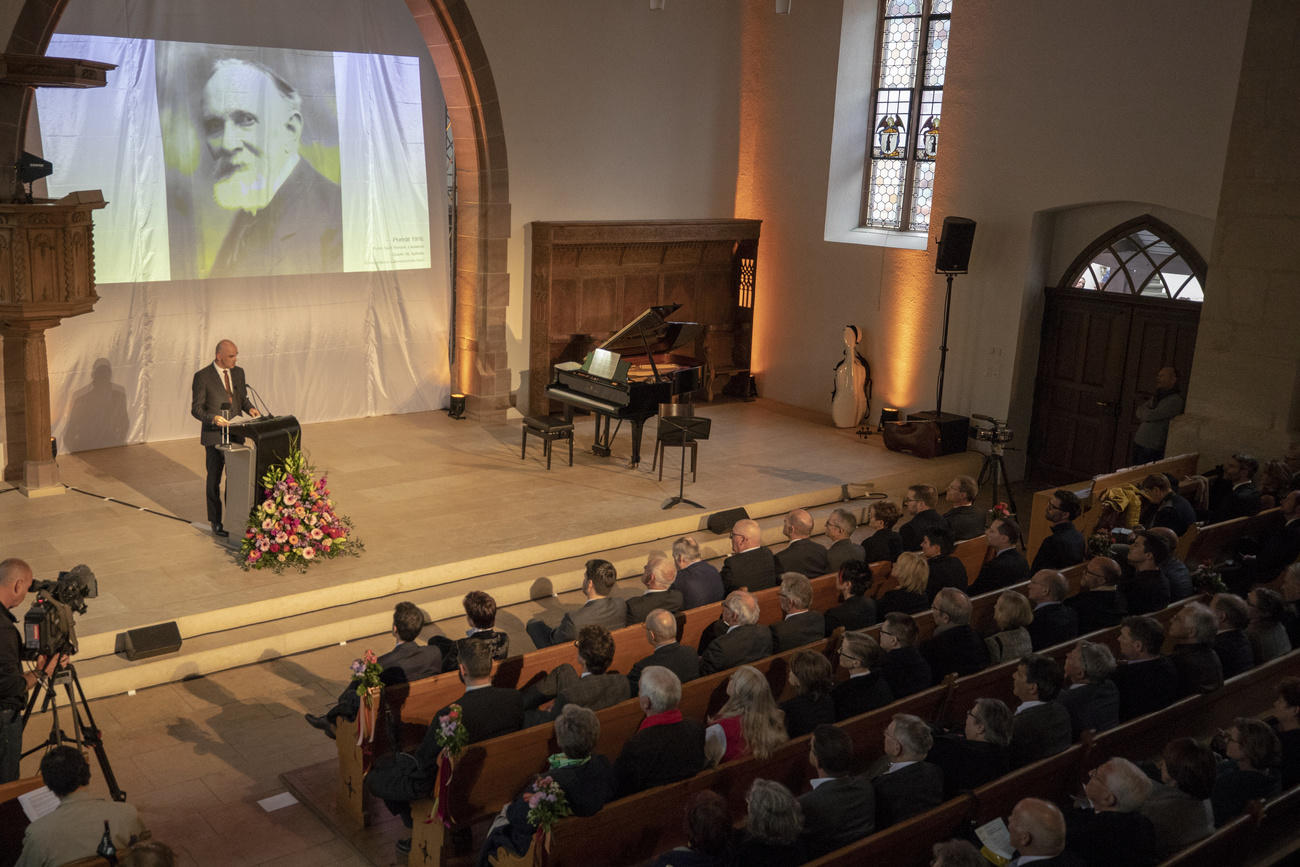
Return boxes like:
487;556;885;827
1096;401;1113;408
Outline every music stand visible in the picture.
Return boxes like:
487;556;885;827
660;415;711;510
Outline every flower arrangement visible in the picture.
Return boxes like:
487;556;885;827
1190;564;1229;596
239;440;362;572
351;649;383;698
434;703;469;758
524;775;572;833
987;501;1015;526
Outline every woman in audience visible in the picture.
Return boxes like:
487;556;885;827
832;630;894;719
1211;716;1282;825
861;500;904;563
1140;737;1216;858
877;551;930;616
779;650;836;737
931;839;987;867
704;665;788;764
650;790;733;867
1246;586;1293;664
984;590;1034;663
1273;677;1300;787
733;778;807;866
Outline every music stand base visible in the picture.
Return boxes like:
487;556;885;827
662;496;705;510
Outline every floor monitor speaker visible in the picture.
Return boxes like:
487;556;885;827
706;507;750;535
119;621;183;661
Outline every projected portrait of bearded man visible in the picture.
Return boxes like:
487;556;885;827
200;58;342;278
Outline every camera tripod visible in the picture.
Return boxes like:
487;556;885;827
976;442;1019;528
21;662;125;802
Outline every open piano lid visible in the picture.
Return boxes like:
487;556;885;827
598;304;704;356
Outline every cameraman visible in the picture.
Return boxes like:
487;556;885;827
1;558;60;782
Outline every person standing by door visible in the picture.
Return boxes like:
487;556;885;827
1133;366;1184;465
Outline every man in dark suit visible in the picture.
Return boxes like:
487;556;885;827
861;501;905;563
879;612;933;698
873;713;944;828
1112;615;1179;721
928;697;1012;797
1030;489;1086;573
771;572;826;652
1256;489;1300;582
825;508;867;573
190;339;260;537
1123;531;1172;615
522;625;630;725
526;559;628;648
920;587;989;684
1207;453;1262;524
613;666;705;796
1009;653;1073;768
832;631;894;719
968;516;1029;596
669;535;724;609
1139;473;1197;537
628;609;700;694
700;590;773;674
1026;570;1080;650
1067;556;1128;633
1167;602;1224;696
1007;798;1077;867
720;518;778;594
1064;758;1159;867
1210;592;1254;678
775;508;831;577
824;560;878;634
920;525;968;601
1058;640;1120;739
799;725;874;858
899;484;946;552
625;552;685;625
305;601;442;737
942;475;985;541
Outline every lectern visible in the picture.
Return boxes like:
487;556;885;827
217;415;301;547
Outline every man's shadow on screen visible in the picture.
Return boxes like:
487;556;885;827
63;358;129;453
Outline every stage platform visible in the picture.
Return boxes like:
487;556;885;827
1;399;980;699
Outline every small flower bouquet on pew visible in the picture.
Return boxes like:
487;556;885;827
525;775;572;834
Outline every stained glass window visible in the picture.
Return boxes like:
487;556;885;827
863;0;952;233
1061;216;1206;303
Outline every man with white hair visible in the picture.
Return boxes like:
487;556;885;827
771;573;826;652
1168;602;1224;697
776;508;830;577
669;535;724;608
1065;757;1158;866
721;518;778;594
200;57;342;278
700;590;772;674
872;713;944;828
824;509;866;572
613;666;705;796
1057;639;1120;739
625;552;684;625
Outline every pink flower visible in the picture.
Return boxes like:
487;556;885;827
262;518;274;530
302;547;315;560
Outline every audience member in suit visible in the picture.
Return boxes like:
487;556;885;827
1026;569;1080;650
526;559;628;649
1168;602;1225;697
628;608;700;694
921;587;990;684
942;475;986;541
985;590;1034;663
1112;615;1180;721
879;611;933;698
477;705;616;867
1207;453;1263;524
832;630;894;719
669;535;725;609
899;484;947;552
699;590;773;674
872;713;945;828
305;601;442;737
626;551;685;625
1153;537;1196;601
1211;717;1282;826
824;560;878;635
704;665;789;764
1030;489;1086;573
613;666;706;797
1274;678;1300;788
770;572;826;652
1067;556;1128;633
521;625;630;725
1247;586;1293;665
1138;473;1197;537
1140;737;1216;859
921;525;969;601
1123;530;1173;616
367;640;525;831
1064;757;1159;867
824;508;867;573
799;725;875;858
1256;488;1300;582
774;508;831;578
733;779;807;867
1058;640;1120;739
860;500;905;563
779;650;836;738
1007;798;1080;867
1210;592;1254;679
929;697;1012;797
649;791;733;867
968;516;1030;596
877;550;931;617
1283;564;1300;648
720;518;778;594
1009;653;1073;768
433;590;510;674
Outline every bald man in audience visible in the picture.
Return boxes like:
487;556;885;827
626;551;684;625
1025;570;1079;650
775;508;831;577
1066;556;1127;633
771;572;825;652
669;535;724;608
942;475;985;541
700;590;772;674
824;508;867;572
720;519;778;594
627;608;699;693
1007;798;1074;866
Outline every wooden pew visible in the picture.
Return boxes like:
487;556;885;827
1158;812;1254;867
0;775;44;867
1178;507;1284;568
804;794;977;867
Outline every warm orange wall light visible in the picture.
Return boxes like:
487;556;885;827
734;2;771;377
881;254;937;410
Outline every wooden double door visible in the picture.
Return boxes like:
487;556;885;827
1027;288;1200;485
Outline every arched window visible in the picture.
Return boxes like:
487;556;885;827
1058;215;1207;302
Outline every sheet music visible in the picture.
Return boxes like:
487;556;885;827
18;785;60;822
586;348;620;380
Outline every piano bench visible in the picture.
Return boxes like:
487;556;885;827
522;416;575;470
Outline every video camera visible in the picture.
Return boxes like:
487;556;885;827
22;565;97;660
969;413;1014;446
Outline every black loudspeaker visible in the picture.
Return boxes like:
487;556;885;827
707;507;750;535
118;621;183;661
935;216;976;274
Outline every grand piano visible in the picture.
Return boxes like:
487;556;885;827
547;304;703;467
